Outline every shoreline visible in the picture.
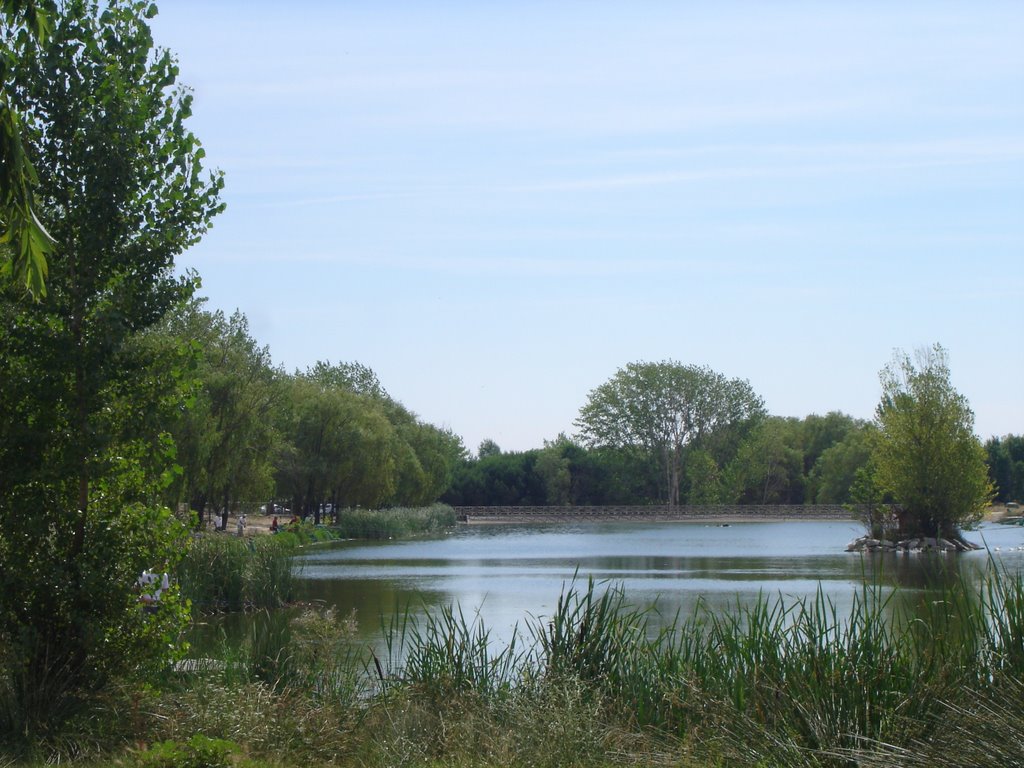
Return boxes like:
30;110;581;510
221;504;1014;535
461;514;856;525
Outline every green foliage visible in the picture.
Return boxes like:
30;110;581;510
684;448;722;503
274;363;464;515
985;434;1024;503
576;360;765;505
534;437;573;505
477;438;502;459
385;399;466;507
135;735;240;768
156;300;281;521
0;0;55;298
276;374;398;512
724;417;805;503
871;345;993;538
808;422;875;503
0;0;222;739
446;413;870;508
721;413;871;506
444;449;548;506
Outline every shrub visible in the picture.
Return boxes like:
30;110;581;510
135;734;241;768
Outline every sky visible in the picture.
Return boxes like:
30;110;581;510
149;1;1023;454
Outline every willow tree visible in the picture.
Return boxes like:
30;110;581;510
576;361;765;506
156;301;281;523
872;345;993;539
0;0;222;737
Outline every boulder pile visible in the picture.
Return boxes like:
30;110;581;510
846;535;982;553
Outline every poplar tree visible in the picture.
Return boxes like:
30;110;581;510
0;0;222;737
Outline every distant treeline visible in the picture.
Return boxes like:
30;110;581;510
986;434;1024;503
155;303;1024;514
444;413;875;507
446;425;1024;509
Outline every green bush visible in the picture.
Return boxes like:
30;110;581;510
136;735;240;768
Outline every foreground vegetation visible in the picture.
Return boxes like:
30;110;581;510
5;568;1023;767
178;505;457;611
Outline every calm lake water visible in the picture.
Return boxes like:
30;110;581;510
276;519;1024;648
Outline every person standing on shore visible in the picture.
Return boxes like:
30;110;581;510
236;513;246;537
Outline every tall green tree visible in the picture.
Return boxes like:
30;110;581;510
276;377;392;515
807;422;874;503
385;400;466;507
535;435;573;505
985;434;1024;504
477;438;501;459
0;0;222;736
871;344;993;538
684;448;722;504
156;301;280;522
576;361;764;505
725;417;805;504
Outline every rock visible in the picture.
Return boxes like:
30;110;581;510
849;533;981;554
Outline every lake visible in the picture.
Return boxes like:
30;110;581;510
286;519;1024;648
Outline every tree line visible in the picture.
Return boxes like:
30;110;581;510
985;434;1024;505
449;355;1018;524
152;301;467;524
445;413;874;507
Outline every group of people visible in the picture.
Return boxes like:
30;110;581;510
205;508;310;537
207;511;248;536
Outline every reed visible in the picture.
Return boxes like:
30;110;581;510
383;602;525;700
333;503;456;540
177;534;298;611
380;567;1024;765
178;505;455;611
11;562;1024;767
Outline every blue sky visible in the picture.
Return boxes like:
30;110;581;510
150;2;1023;453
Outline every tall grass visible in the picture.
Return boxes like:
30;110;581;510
142;605;368;764
176;505;455;612
380;566;1024;765
381;603;526;700
177;534;298;611
333;503;456;539
12;560;1024;767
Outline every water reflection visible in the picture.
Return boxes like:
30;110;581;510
192;520;1024;653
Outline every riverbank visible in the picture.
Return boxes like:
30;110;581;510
227;503;1013;532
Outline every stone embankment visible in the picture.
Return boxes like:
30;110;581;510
846;535;982;553
455;504;857;523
